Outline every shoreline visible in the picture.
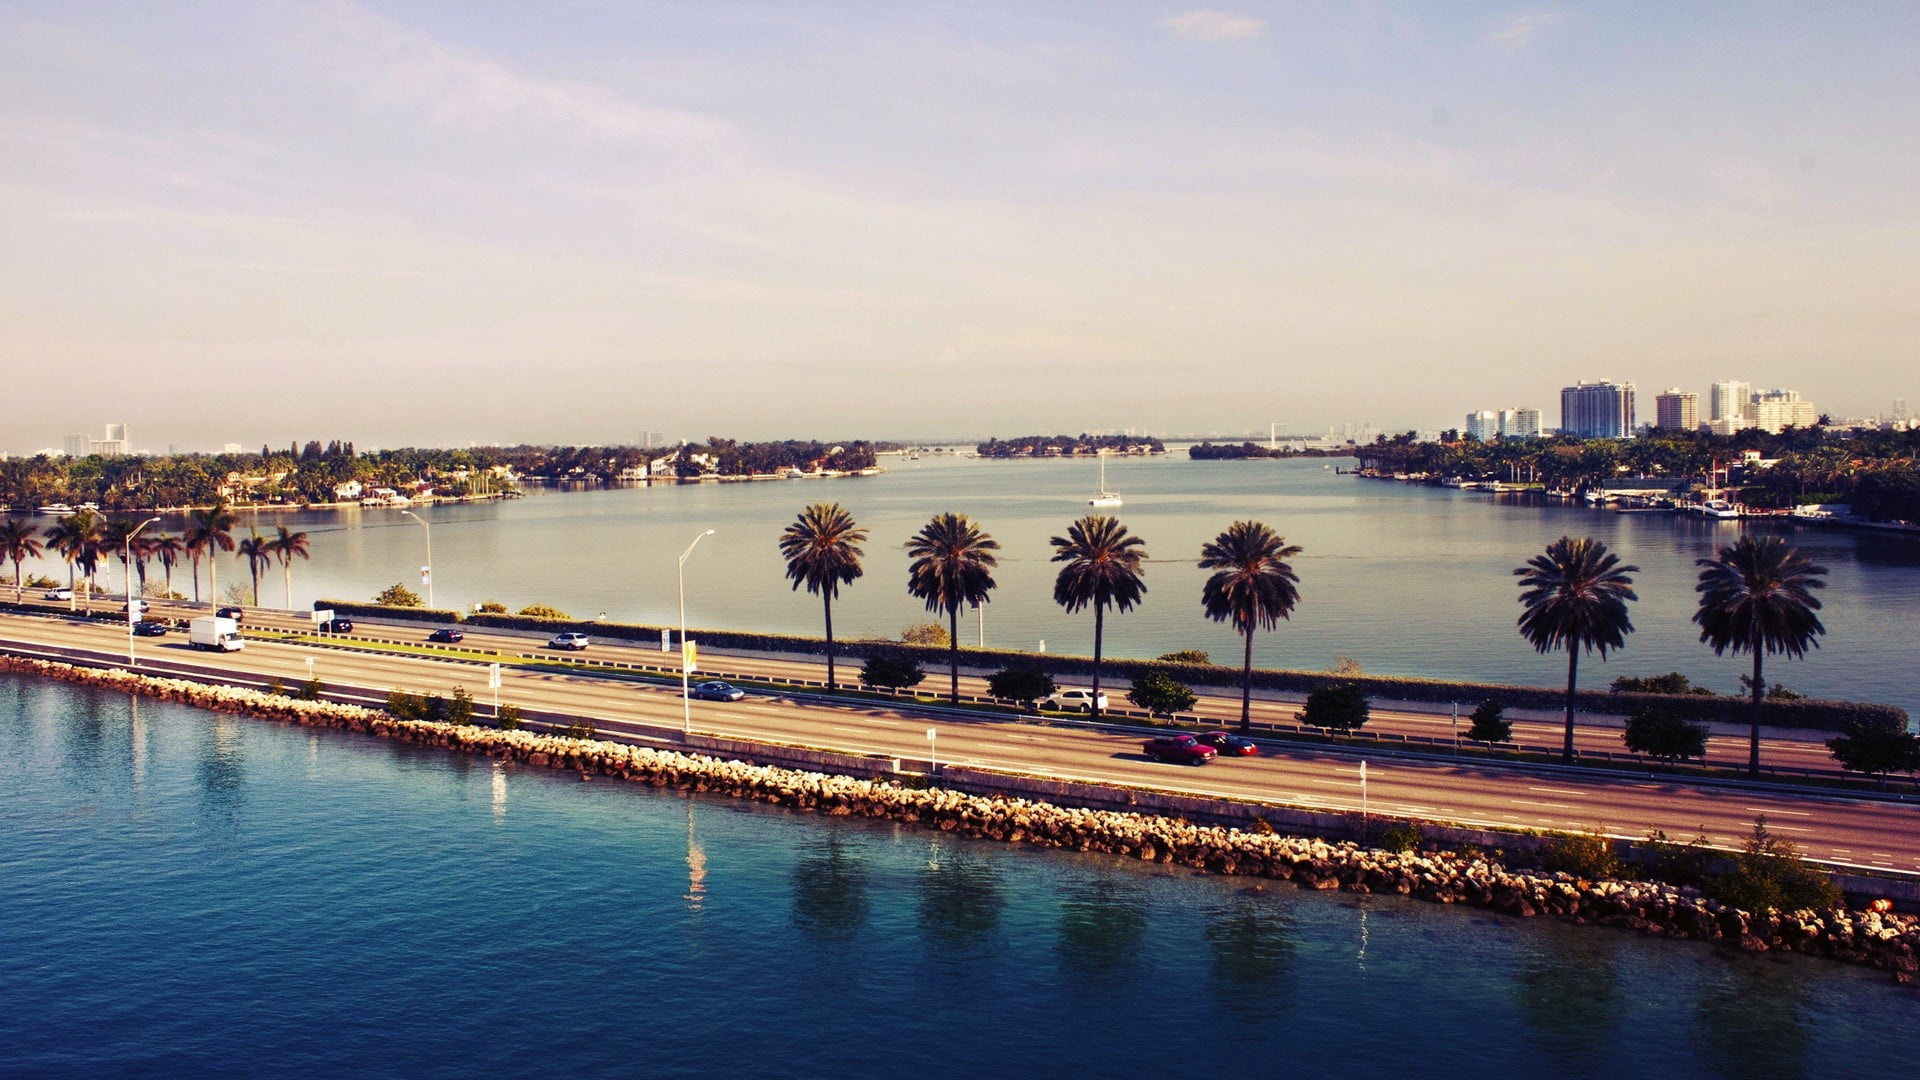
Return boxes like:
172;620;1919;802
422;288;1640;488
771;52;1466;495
3;651;1916;986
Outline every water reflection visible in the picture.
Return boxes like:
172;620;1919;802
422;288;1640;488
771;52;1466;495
1514;930;1622;1066
197;716;246;812
1693;961;1810;1080
1056;877;1147;977
684;797;707;912
790;835;870;943
1203;893;1296;1003
917;840;1003;949
490;763;508;822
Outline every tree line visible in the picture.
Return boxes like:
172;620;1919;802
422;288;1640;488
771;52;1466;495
1;505;310;610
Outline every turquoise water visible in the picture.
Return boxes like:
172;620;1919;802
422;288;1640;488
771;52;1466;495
48;453;1918;716
3;672;1916;1078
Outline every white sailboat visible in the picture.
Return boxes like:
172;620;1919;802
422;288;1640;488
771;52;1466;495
1088;452;1123;508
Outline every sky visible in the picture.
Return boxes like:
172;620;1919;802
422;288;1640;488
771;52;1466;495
2;1;1916;451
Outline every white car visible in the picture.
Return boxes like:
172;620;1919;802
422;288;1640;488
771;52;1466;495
547;632;590;651
44;587;73;601
1049;687;1109;713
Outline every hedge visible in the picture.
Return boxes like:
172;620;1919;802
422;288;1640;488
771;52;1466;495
315;599;471;626
321;600;1908;733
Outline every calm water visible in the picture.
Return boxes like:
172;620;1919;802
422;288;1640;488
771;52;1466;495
3;672;1916;1078
51;453;1920;714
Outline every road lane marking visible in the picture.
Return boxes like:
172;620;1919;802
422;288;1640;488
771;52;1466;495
1527;787;1587;796
1764;824;1813;833
1743;806;1812;816
1512;799;1572;809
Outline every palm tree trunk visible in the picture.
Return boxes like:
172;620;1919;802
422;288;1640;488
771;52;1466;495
251;564;260;606
12;557;20;603
947;605;961;704
1090;600;1105;719
1563;648;1579;763
1239;627;1254;733
190;555;200;602
208;556;217;606
164;562;173;599
822;592;837;691
1749;647;1765;779
283;563;292;608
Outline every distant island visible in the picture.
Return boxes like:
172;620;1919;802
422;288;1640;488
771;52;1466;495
974;434;1165;458
1187;441;1356;460
0;437;885;513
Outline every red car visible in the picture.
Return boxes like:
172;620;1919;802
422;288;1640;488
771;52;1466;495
1196;731;1260;756
1142;734;1217;766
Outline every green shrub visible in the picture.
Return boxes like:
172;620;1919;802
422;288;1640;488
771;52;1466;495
1826;717;1920;782
496;703;522;730
476;600;508;614
1127;670;1198;716
266;676;286;697
1375;821;1422;854
1539;831;1621;880
1299;684;1369;732
1465;699;1512;744
385;689;424;720
1635;829;1710;890
901;622;950;648
1157;650;1211;665
988;668;1056;710
374;583;423;607
1611;672;1713;696
296;677;324;702
564;719;597;741
446;686;475;726
1707;818;1842;914
1622;705;1710;763
861;652;926;693
518;603;570;619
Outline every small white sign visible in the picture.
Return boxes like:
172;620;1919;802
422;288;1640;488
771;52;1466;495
311;609;333;625
488;663;502;689
420;566;432;585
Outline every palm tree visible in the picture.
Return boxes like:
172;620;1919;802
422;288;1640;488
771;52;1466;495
236;529;273;607
777;503;867;690
45;511;104;611
99;518;138;599
1694;534;1827;778
146;533;184;599
1515;536;1639;763
1050;515;1147;718
184;503;237;604
905;512;1000;704
1;519;42;602
1199;521;1302;732
270;525;311;608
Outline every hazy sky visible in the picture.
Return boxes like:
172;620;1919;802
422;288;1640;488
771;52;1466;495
3;1;1916;451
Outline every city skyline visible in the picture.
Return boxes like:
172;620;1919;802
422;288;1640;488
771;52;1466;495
2;2;1915;449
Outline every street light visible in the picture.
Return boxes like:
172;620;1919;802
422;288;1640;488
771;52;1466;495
678;528;715;735
400;509;433;608
125;515;160;666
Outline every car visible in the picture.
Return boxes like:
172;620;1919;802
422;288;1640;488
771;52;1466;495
547;632;590;650
1048;687;1109;713
132;620;169;637
44;587;73;601
121;599;148;614
688;680;746;702
1143;734;1217;765
216;606;245;622
428;628;465;644
1195;731;1260;756
319;618;353;634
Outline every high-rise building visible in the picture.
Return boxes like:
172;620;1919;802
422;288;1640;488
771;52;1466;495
62;433;91;458
1709;380;1751;425
1494;408;1542;438
1654;389;1699;432
1749;389;1818;434
1560;381;1636;439
1465;410;1498;440
94;423;129;456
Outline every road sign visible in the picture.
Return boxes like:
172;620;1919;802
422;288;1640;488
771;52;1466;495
683;640;697;673
311;609;333;625
488;663;502;690
661;629;671;652
420;566;432;585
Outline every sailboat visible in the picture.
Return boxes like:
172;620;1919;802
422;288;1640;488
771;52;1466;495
1088;452;1123;508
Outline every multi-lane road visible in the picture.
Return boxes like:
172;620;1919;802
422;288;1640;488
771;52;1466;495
3;598;1917;874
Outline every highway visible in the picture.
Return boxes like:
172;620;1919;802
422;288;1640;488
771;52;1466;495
3;599;1917;875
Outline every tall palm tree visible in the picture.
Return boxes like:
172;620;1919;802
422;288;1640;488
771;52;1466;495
271;525;311;608
99;518;138;598
777;503;867;690
1694;534;1827;778
184;503;237;604
1050;515;1148;718
1;519;42;602
1199;521;1302;732
146;533;184;599
1515;536;1639;763
905;512;1000;704
45;511;104;611
236;529;273;607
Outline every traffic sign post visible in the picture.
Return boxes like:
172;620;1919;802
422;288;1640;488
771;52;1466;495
312;609;334;637
927;727;938;773
488;663;502;719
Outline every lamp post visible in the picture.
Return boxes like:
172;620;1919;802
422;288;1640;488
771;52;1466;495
125;516;160;666
400;509;433;608
678;528;715;735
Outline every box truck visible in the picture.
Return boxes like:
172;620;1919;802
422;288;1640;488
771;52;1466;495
189;616;244;652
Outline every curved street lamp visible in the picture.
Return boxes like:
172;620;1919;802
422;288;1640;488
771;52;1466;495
400;509;433;608
125;515;160;666
678;528;715;734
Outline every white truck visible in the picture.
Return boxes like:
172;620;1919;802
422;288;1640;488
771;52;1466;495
189;616;245;652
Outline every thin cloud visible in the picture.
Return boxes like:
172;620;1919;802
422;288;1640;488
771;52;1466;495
1484;11;1564;53
1164;10;1268;42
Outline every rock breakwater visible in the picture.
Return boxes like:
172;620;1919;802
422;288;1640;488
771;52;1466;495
5;653;1917;984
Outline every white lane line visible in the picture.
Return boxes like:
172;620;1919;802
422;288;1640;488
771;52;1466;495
1395;805;1436;814
828;726;868;734
1765;824;1813;833
1002;734;1041;741
1512;799;1572;809
1527;786;1588;796
1743;806;1813;816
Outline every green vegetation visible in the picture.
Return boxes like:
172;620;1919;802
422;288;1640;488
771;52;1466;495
1299;683;1370;731
1693;534;1828;777
973;434;1164;458
496;703;523;730
1127;670;1197;716
376;582;424;608
1709;818;1842;914
1515;536;1639;763
1826;716;1920;783
778;502;867;691
516;603;569;619
1465;699;1512;744
860;652;926;694
1621;705;1710;763
1199;521;1302;733
1049;514;1147;718
564;719;598;741
1610;672;1713;695
1157;649;1210;665
184;503;237;605
905;512;999;705
988;668;1056;710
1;518;44;603
900;622;950;648
1539;831;1622;880
476;600;508;613
1374;821;1422;854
